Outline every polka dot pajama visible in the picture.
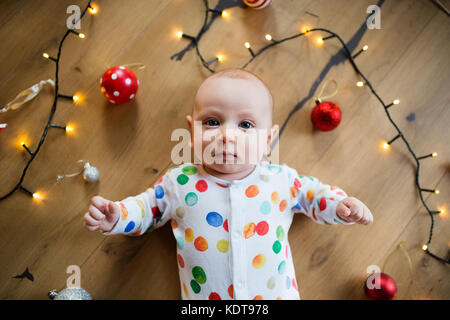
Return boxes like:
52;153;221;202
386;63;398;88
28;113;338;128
103;161;353;300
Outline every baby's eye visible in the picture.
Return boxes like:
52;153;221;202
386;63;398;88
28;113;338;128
239;121;254;130
204;119;220;127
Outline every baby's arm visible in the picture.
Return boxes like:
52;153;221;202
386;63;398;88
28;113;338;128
288;167;354;225
83;172;173;236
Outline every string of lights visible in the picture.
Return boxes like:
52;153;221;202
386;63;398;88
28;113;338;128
176;0;448;264
0;0;96;201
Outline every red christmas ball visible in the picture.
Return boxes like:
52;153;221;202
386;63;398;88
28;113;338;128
311;100;342;131
244;0;273;9
364;272;397;300
100;66;139;104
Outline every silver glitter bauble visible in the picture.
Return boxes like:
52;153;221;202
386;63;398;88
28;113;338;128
82;162;99;183
48;287;92;300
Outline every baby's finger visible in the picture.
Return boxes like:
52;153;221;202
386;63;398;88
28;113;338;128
84;213;101;227
85;223;99;231
91;195;108;211
89;205;105;221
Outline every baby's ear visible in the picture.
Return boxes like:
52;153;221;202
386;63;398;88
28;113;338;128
269;124;279;143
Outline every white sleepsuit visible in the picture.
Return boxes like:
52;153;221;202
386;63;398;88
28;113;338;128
104;161;353;300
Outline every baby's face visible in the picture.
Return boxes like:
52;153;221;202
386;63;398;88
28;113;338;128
187;76;278;175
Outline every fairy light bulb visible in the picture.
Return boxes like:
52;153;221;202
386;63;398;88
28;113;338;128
72;94;80;103
89;4;98;15
265;34;272;41
217;55;224;62
222;10;229;18
65;125;74;133
43;53;50;59
176;31;183;39
393;99;400;105
422;244;428;251
382;141;390;150
244;42;251;49
434;189;440;194
78;33;86;39
316;37;324;45
363;45;369;51
356;81;364;87
432;152;437;157
32;192;41;200
301;26;311;34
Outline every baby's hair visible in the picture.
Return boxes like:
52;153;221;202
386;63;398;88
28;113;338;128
207;68;273;111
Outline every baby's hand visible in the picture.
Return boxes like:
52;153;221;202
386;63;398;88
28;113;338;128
83;195;120;232
336;197;373;225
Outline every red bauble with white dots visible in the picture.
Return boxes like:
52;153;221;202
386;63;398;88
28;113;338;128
100;66;139;104
311;100;342;131
364;273;397;300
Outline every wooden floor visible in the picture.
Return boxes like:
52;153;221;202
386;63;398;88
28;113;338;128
0;0;449;300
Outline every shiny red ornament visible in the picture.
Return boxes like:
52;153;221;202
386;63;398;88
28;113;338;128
364;272;397;300
311;100;342;131
100;66;139;104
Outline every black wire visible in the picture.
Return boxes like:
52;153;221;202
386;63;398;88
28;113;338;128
181;2;449;264
0;0;92;201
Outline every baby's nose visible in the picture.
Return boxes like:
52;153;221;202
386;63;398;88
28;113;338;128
220;125;238;143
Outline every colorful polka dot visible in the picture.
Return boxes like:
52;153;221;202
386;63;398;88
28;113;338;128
183;282;189;297
223;219;229;232
209;292;221;300
176;206;185;219
185;192;198;206
255;221;269;236
124;221;135;233
292;278;298;291
294;178;301;189
177;254;185;268
267;276;276;289
192;266;207;284
171;219;178;229
243;222;256;239
195;179;208;192
176;236;184;250
177;174;189;185
260;201;271;215
276;225;285;241
185;228;194;242
306;189;314;202
272;240;282;254
119;203;128;220
319;197;327;211
286;276;291;289
268;164;281;174
206;211;223;227
182;166;198;175
252;254;266;269
155;185;164;198
253;295;264;300
136;199;145;217
278;260;286;274
271;192;280;204
190;280;201;294
260;174;270;182
279;200;287;212
290;186;298;199
216;239;229;253
228;285;234;298
245;185;260;198
194;236;208;251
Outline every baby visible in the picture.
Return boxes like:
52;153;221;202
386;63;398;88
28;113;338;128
84;68;373;300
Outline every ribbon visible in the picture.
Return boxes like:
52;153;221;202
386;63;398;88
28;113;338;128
313;79;338;103
56;160;88;182
0;79;55;113
382;240;413;286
